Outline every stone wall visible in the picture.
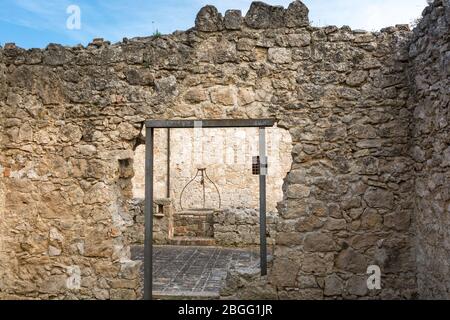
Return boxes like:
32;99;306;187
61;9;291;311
408;0;450;299
0;0;447;300
0;159;6;285
125;203;277;246
126;198;174;246
132;127;292;212
174;210;214;238
213;208;278;247
0;55;7;296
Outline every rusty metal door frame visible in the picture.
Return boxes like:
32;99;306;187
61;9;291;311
144;119;275;300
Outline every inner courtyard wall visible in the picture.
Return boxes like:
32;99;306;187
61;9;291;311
132;127;292;212
0;0;447;300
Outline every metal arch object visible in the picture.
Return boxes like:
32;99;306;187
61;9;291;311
179;168;221;211
203;168;222;209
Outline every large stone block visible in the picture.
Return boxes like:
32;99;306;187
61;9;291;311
361;208;383;230
224;10;243;30
184;87;208;103
300;253;334;274
287;184;311;199
296;215;325;232
270;258;299;287
43;44;72;66
276;232;303;246
346;276;368;296
83;183;112;205
268;48;292;64
285;1;310;27
324;274;344;296
210;86;236;106
346;70;368;87
303;232;339;252
287;32;311;47
195;5;224;32
297;274;319;289
384;211;411;231
336;248;367;273
38;275;67;295
324;218;347;231
363;187;394;210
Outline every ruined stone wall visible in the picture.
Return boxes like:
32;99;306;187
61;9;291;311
213;208;278;247
0;168;7;294
267;20;416;297
0;0;428;299
126;198;174;246
0;64;7;290
408;0;450;299
132;127;292;212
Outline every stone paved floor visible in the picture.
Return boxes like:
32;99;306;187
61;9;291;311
131;245;260;298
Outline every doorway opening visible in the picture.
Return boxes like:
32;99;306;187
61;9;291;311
135;119;292;299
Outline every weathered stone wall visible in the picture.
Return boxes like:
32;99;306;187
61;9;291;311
0;55;7;295
126;198;174;246
0;0;445;300
213;208;278;247
0;133;6;290
408;0;450;299
174;210;214;238
125;202;276;246
132;127;292;212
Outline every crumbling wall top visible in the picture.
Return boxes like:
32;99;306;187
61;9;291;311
195;0;309;32
0;0;417;55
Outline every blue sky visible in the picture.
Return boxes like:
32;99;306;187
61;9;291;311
0;0;428;49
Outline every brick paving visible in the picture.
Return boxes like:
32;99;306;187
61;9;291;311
131;245;260;298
